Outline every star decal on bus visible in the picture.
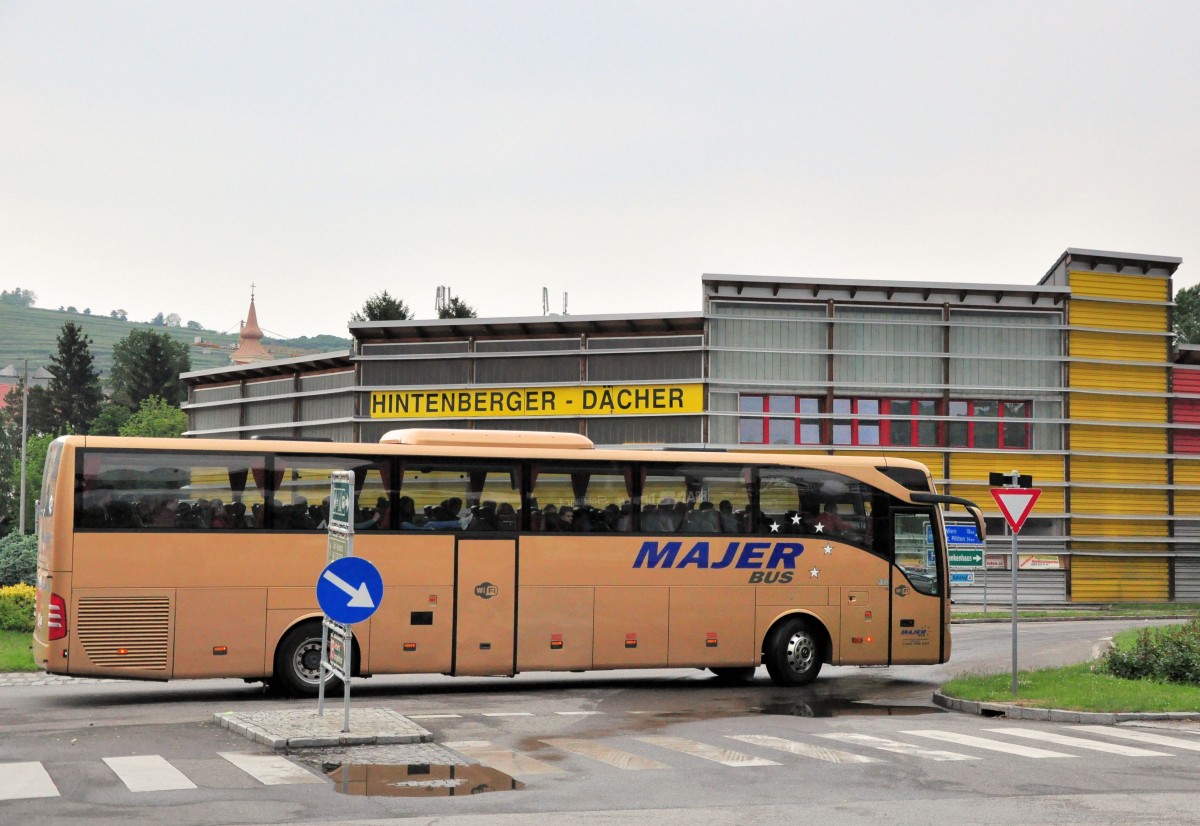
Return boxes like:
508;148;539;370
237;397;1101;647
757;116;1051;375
823;544;833;555
809;567;820;578
813;522;825;533
791;513;802;525
769;522;780;532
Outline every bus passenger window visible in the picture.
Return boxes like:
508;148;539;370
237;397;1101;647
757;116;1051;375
529;462;631;533
640;464;753;534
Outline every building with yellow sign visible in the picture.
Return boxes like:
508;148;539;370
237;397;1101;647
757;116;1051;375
183;248;1200;604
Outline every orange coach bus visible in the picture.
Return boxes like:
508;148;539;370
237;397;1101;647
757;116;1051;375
32;429;983;695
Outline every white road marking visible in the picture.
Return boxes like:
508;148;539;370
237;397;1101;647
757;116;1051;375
1073;725;1200;752
636;736;780;767
727;734;878;764
443;740;563;775
984;728;1169;757
406;713;463;719
902;730;1073;758
816;733;973;761
0;762;59;800
481;712;534;717
541;738;669;770
218;752;323;785
554;711;604;716
103;755;197;792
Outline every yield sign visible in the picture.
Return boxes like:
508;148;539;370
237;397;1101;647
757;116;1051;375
990;488;1042;533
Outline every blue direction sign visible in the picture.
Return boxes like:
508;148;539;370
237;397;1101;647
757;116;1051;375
317;556;384;625
945;523;983;545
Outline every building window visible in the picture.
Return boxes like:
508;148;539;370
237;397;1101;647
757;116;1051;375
948;399;1030;449
738;395;821;445
738;394;1029;450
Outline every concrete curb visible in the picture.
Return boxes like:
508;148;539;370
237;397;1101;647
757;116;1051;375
932;691;1200;724
215;707;433;750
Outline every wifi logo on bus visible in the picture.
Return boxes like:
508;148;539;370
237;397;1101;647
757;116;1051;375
474;582;498;599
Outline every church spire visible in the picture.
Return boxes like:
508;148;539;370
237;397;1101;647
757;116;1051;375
230;286;272;364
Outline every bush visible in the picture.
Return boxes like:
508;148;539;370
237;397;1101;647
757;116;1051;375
0;533;36;586
0;583;35;632
1099;620;1200;686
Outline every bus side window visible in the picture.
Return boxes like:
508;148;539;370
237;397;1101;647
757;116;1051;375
529;462;632;533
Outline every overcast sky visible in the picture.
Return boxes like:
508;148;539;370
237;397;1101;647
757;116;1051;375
2;2;1197;339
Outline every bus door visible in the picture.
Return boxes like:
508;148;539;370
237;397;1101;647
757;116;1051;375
453;538;517;676
889;509;945;664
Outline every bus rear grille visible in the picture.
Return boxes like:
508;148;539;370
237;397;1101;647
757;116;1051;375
77;596;170;670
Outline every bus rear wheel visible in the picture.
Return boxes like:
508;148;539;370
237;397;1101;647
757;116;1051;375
274;622;339;697
763;617;823;686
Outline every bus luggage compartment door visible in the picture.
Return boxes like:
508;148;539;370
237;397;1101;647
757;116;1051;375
453;539;517;676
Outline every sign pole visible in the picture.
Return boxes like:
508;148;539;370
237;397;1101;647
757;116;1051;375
1010;521;1019;695
990;471;1042;697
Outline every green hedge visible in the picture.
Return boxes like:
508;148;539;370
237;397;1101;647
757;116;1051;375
0;584;34;632
1099;619;1200;686
0;534;37;587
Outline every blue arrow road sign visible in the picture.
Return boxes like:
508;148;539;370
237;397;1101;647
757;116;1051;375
317;556;384;625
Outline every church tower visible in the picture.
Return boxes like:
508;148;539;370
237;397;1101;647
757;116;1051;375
230;287;273;365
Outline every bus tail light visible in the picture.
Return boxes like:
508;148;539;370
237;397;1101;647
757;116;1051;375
48;593;67;641
706;633;718;648
550;634;563;650
625;634;638;649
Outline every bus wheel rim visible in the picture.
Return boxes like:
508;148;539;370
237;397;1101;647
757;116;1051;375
295;640;323;684
785;630;815;674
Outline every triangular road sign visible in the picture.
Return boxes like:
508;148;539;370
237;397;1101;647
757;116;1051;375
990;488;1042;533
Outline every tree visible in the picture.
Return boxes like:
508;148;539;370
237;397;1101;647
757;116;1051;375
110;309;128;321
42;322;104;434
119;396;187;438
350;290;412;322
0;287;36;307
89;402;132;436
151;312;165;326
438;296;478;319
1;432;53;535
186;320;202;331
165;312;181;327
109;329;192;410
1175;284;1200;345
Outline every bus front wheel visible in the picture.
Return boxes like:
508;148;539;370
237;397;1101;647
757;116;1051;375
274;622;338;697
763;617;823;686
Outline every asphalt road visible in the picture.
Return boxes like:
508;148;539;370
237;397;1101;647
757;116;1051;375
1;618;1196;825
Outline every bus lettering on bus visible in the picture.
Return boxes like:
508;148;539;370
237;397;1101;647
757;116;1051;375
632;540;803;572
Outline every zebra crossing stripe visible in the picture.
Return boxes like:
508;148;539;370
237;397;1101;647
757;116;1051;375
540;738;669;770
103;755;197;792
636;736;779;767
443;740;563;776
1072;725;1200;752
407;714;463;720
816;733;973;761
727;734;878;764
984;728;1170;757
218;752;324;785
481;712;534;717
901;730;1073;758
0;762;59;800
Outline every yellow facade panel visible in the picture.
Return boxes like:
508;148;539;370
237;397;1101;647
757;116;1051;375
1070;556;1168;602
1071;394;1166;424
1072;456;1167;485
1069;331;1166;362
1070;300;1167;333
951;482;1065;513
1072;518;1169;538
1071;488;1168;516
1068;271;1169;302
1174;460;1200;486
1174;490;1200;513
1071;425;1166;454
949;452;1065;482
1069;363;1166;392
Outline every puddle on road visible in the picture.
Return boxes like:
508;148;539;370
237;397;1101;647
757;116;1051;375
755;699;944;718
326;763;525;797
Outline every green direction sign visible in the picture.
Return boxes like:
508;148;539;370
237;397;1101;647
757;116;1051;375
330;473;353;530
949;548;984;568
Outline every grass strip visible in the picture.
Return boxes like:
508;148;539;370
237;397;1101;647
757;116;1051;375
0;630;37;672
941;627;1200;712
